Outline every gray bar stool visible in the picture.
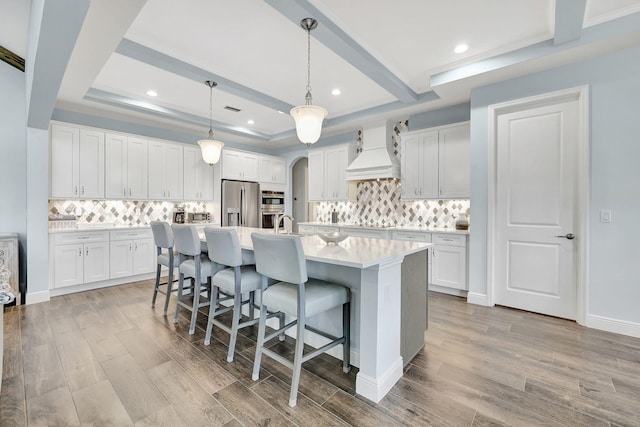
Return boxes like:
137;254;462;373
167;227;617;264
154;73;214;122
150;221;180;315
250;233;351;407
172;224;212;334
203;228;264;362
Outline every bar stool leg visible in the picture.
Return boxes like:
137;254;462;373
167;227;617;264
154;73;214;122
252;298;268;381
289;308;306;407
173;272;184;324
189;262;201;335
343;301;351;373
151;262;161;308
163;261;174;316
204;285;220;346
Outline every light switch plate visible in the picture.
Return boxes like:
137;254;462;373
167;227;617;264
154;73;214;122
600;210;612;223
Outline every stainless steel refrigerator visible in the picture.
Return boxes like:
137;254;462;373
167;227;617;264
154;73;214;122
221;179;260;227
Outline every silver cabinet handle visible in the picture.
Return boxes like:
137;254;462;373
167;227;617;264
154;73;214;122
74;186;78;195
129;188;132;196
81;186;85;195
135;243;138;251
78;248;82;256
129;243;132;251
556;233;575;240
124;188;126;196
440;186;443;196
86;248;89;256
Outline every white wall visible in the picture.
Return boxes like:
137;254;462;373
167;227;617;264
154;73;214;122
469;45;640;326
0;62;27;290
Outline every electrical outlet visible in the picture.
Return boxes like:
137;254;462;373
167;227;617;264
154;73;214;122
600;210;612;223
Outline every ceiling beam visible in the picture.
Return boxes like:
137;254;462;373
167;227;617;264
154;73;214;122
115;39;294;114
265;0;418;104
554;0;587;45
26;0;91;129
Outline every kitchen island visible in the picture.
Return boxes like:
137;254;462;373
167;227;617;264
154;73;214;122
222;226;431;403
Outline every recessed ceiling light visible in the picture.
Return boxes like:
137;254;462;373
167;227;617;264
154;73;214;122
454;44;468;54
331;88;341;96
247;120;255;125
277;110;285;115
146;90;158;97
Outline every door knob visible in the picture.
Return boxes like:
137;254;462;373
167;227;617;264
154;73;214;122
556;233;575;240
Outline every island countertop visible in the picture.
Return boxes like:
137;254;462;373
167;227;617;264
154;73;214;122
219;226;431;269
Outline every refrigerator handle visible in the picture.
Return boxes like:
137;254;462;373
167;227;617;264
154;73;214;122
241;186;246;226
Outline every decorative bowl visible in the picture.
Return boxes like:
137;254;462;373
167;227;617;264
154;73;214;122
318;231;349;244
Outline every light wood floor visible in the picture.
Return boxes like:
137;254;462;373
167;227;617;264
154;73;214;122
2;280;640;426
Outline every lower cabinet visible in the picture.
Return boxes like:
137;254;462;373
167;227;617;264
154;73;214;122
52;231;110;288
109;229;155;279
431;233;467;291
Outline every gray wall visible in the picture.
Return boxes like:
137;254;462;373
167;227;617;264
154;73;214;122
470;45;640;324
0;62;27;289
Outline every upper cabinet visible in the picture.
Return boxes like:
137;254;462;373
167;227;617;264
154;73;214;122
400;122;470;199
183;145;213;201
105;133;148;199
308;143;356;201
148;140;184;200
258;155;286;185
50;124;105;199
222;149;259;182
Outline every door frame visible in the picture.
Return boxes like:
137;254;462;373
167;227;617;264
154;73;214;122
487;86;589;325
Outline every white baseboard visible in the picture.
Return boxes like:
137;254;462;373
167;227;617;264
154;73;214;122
467;292;490;306
586;314;640;339
26;290;51;305
49;273;156;298
355;357;403;403
428;284;467;297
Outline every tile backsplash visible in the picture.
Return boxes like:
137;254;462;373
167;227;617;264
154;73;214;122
312;179;470;229
48;200;213;226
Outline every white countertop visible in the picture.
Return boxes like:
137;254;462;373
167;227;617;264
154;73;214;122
298;221;470;235
221;226;430;269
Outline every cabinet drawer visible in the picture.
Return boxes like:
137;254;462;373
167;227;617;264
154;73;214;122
55;231;109;244
298;225;316;235
341;228;390;239
110;228;153;241
432;233;466;247
392;231;432;242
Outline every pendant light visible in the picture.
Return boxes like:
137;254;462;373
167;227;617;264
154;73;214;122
290;18;328;146
198;80;224;165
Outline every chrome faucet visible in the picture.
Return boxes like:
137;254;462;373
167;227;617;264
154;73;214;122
275;213;294;234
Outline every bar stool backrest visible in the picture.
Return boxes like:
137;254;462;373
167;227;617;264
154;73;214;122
172;224;201;256
204;227;242;267
150;221;173;249
251;233;307;285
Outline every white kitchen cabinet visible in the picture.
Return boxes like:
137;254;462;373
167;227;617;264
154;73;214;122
222;149;259;182
109;229;155;279
148;140;184;200
259;155;286;185
52;231;110;288
105;133;148;199
339;226;391;239
308;144;356;201
431;233;467;291
50;124;105;199
400;122;469;199
184;146;213;201
298;224;316;235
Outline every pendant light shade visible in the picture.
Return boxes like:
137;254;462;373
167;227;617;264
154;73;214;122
198;80;224;165
291;18;327;146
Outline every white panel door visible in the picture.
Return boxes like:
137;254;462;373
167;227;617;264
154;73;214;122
50;124;79;198
148;141;167;199
132;239;155;275
78;129;105;199
222;149;242;180
308;150;325;201
54;244;83;288
110;240;133;279
439;123;470;199
126;137;148;199
105;133;127;198
183;146;200;200
83;241;110;283
495;99;578;319
165;144;184;200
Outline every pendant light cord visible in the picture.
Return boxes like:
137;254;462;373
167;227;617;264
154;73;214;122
208;82;214;139
305;26;313;105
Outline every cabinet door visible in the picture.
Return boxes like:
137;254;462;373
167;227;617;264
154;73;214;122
109;240;133;279
222;149;242;180
132;239;155;275
78;129;105;199
419;131;439;198
148;141;167;199
431;244;467;290
324;149;340;200
183;146;200;200
400;133;422;199
272;157;286;184
334;147;350;200
165;144;184;200
258;157;273;183
439;123;470;198
241;153;259;181
83;241;110;283
126;137;148;199
51;124;80;198
54;243;84;288
308;150;325;201
105;133;128;198
198;160;213;200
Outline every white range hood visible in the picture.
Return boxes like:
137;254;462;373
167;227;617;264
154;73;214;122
346;122;400;181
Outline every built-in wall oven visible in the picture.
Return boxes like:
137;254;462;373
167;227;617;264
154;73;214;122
260;190;285;229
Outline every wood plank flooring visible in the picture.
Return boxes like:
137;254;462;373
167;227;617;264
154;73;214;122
2;280;640;426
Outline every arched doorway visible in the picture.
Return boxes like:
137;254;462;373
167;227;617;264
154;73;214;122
291;157;308;232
